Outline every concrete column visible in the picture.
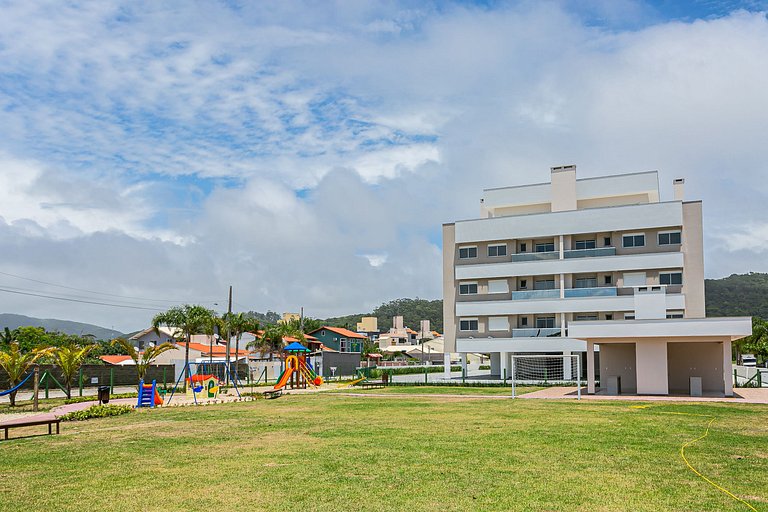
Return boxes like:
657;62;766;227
563;350;572;380
560;312;566;337
723;339;733;397
461;353;468;373
490;352;501;376
444;352;452;379
559;273;565;298
559;234;564;259
636;340;669;395
500;352;508;381
587;341;595;394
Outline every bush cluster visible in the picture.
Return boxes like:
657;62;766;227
60;404;133;421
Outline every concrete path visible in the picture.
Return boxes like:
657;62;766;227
521;386;768;404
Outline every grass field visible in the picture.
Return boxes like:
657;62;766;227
335;384;543;395
1;393;767;511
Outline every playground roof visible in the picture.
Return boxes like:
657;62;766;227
284;341;311;352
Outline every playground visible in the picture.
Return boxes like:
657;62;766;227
1;391;767;511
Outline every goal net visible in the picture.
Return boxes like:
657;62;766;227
511;355;581;399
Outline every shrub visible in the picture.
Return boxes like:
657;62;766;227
60;404;133;421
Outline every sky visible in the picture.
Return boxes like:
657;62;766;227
1;0;767;332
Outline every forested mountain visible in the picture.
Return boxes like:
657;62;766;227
0;313;123;340
705;273;768;318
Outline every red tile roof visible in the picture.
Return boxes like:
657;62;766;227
100;355;133;365
311;326;367;339
176;342;249;356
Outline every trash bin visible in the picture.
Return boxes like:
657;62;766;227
381;372;389;385
97;385;111;404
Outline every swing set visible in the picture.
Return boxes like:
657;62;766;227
165;360;242;405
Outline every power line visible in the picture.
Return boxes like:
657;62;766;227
0;269;221;304
0;287;165;311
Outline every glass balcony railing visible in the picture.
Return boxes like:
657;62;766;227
510;251;558;262
564;247;616;259
564;287;618;298
511;289;559;300
512;328;562;338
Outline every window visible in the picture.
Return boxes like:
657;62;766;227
340;339;348;352
488;280;509;294
488;244;507;257
321;330;326;336
459;319;478;331
535;316;555;328
459;282;478;295
624;314;635;320
575;277;597;288
519;279;527;289
658;231;682;245
660;272;683;285
576;314;598;321
519;242;527;252
604;275;612;285
459;246;477;259
488;317;509;331
604;236;611;246
520;317;529;327
575;240;596;250
605;314;613;320
666;313;684;319
622;234;645;248
623;272;647;287
535;242;555;252
534;279;555;290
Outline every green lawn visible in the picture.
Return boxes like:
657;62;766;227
1;394;767;511
334;384;543;395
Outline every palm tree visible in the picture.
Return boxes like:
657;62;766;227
0;342;54;406
152;305;217;385
227;313;260;379
51;344;96;399
111;338;177;383
248;322;304;358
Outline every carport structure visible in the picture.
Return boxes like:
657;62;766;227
569;317;751;397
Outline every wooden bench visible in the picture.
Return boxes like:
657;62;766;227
262;389;283;400
1;414;61;441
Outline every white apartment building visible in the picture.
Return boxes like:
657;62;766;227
443;165;750;395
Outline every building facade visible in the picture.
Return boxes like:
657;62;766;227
443;165;709;379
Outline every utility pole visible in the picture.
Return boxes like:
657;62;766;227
226;285;232;384
300;307;304;331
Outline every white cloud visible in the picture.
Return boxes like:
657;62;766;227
0;2;767;330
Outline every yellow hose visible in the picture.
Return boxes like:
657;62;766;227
632;406;758;511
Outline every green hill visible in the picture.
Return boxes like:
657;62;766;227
324;298;443;332
705;272;768;318
0;313;123;340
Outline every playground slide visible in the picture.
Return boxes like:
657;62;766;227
154;388;164;406
273;367;294;390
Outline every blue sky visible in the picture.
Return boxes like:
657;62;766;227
0;0;767;331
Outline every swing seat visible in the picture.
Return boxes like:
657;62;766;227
192;385;204;393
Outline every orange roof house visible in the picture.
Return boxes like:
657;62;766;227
307;326;367;353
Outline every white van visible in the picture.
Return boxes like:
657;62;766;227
740;354;757;367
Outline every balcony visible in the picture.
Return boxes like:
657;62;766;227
510;251;558;262
512;328;561;338
564;247;616;259
564;287;617;298
511;289;559;300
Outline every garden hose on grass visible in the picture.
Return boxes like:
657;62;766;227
630;405;758;511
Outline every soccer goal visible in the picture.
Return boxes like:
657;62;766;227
510;354;581;399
